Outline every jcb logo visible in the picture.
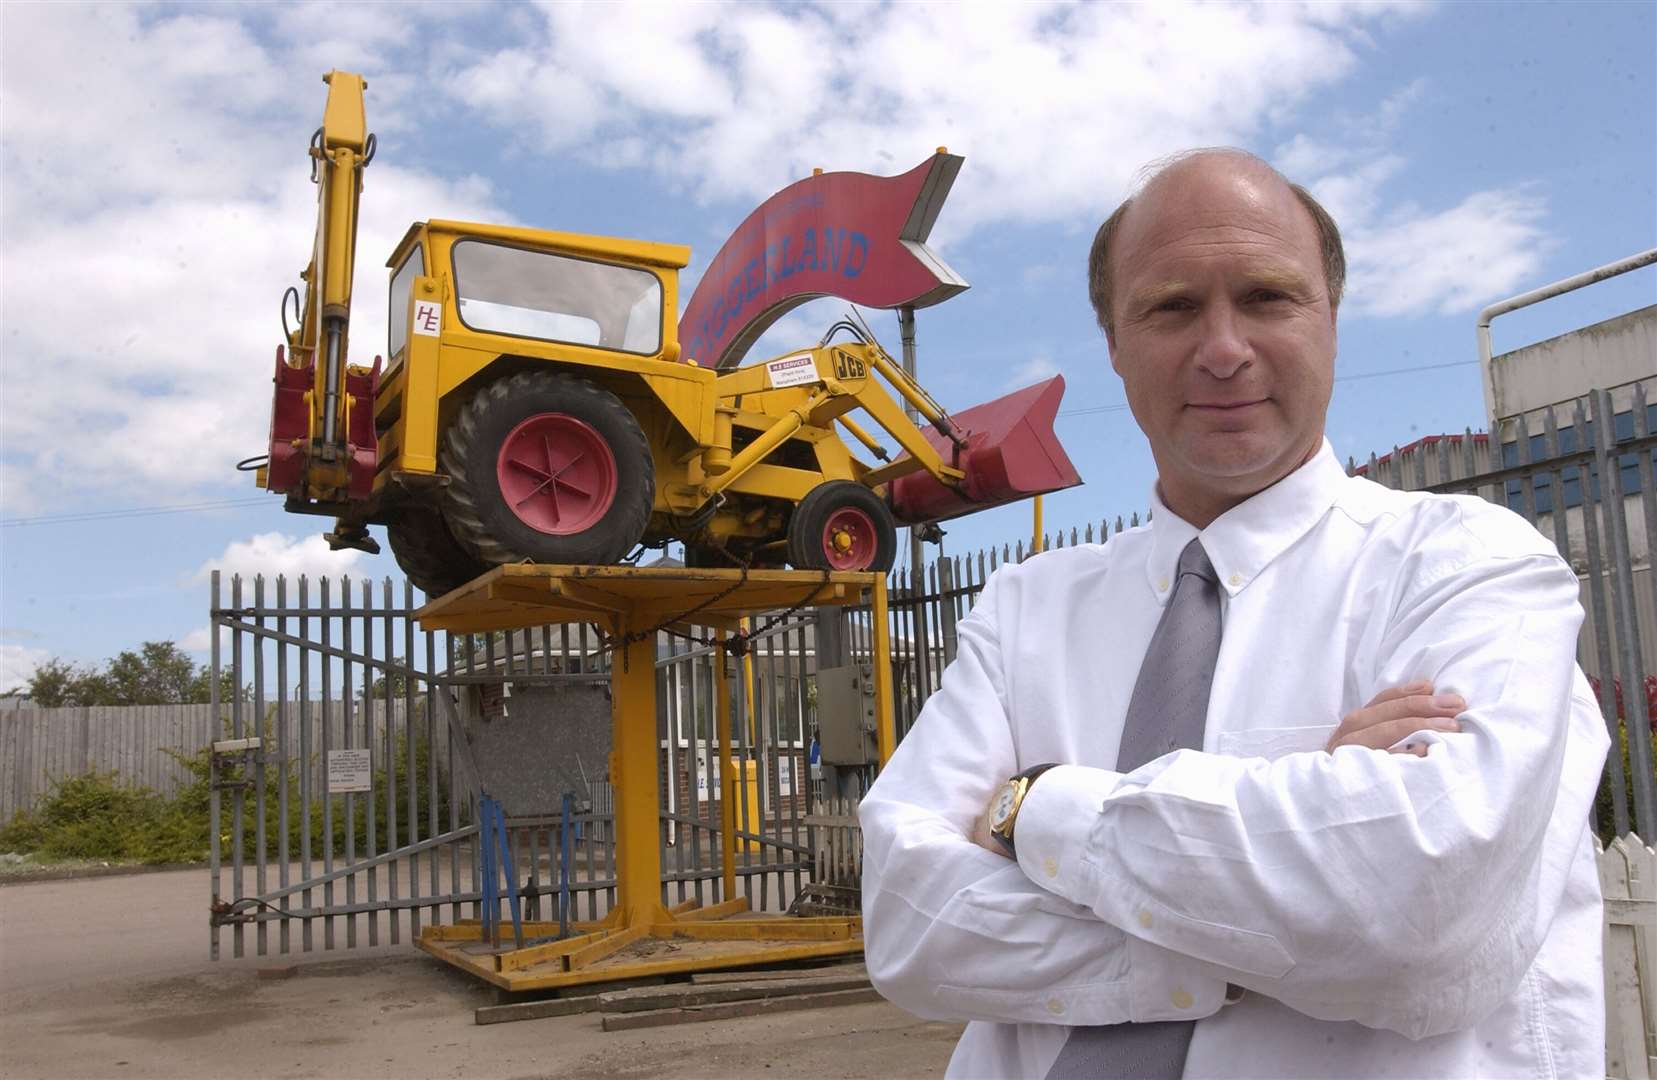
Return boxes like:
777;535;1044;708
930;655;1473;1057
833;352;867;381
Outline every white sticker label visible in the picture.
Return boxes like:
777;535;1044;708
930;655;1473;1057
327;749;373;793
777;756;794;797
765;353;819;388
411;299;442;337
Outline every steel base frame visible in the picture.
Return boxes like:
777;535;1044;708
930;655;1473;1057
415;896;863;992
410;564;894;991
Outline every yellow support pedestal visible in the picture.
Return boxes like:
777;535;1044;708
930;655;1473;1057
411;564;895;993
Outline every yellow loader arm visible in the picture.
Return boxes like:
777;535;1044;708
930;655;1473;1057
704;335;1078;528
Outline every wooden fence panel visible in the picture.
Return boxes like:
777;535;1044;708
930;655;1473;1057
0;701;444;822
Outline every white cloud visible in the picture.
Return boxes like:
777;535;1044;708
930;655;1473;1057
1346;188;1552;317
742;304;848;363
0;4;510;515
439;2;1424;230
1273;80;1554;319
192;532;370;585
1004;355;1061;390
1;644;49;694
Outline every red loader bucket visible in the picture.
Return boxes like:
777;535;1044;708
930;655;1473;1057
887;375;1082;525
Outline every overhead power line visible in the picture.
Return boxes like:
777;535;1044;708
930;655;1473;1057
1056;358;1478;419
1;497;271;528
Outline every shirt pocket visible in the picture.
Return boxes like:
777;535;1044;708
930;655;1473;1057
1215;725;1330;761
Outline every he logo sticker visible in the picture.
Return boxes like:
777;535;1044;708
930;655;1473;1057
412;300;442;337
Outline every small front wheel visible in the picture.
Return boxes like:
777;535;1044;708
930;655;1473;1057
786;481;897;573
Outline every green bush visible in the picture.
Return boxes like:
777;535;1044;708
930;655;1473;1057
0;771;203;863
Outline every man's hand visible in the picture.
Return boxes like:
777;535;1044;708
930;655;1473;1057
971;796;1008;858
1326;680;1464;757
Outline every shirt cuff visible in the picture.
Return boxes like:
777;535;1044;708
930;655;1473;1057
1013;763;1116;898
1014;764;1229;1024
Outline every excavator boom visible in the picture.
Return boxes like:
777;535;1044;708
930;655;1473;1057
264;70;379;514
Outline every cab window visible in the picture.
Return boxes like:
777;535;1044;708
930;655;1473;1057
452;240;663;355
388;246;424;363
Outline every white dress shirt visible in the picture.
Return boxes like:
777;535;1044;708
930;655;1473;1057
860;440;1610;1079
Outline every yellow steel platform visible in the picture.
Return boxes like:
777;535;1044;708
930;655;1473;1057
412;564;893;992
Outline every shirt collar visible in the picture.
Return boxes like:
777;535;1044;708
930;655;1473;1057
1145;438;1348;603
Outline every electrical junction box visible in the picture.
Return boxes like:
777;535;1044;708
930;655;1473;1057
816;663;878;766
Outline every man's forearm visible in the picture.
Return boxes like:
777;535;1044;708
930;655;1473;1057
861;786;1230;1025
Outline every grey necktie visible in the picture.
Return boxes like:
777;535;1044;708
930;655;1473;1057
1046;537;1222;1080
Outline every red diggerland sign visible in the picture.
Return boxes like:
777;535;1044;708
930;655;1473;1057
677;153;970;370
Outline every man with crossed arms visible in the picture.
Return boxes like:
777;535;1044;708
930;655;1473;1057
859;149;1610;1078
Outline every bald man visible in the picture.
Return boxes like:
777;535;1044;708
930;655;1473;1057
860;150;1608;1078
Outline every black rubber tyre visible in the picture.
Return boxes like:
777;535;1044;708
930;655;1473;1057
440;371;654;567
786;481;898;572
386;507;491;598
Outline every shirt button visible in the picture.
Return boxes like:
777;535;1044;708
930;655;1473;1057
1228;573;1242;587
1171;989;1194;1010
1046;998;1065;1015
1137;910;1153;929
1157;576;1169;591
1042;856;1059;878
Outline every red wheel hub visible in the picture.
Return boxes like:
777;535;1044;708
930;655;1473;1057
496;413;618;535
820;506;878;570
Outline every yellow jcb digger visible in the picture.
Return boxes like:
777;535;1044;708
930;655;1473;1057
254;72;1081;596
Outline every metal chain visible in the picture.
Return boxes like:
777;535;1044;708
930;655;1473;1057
589;560;837;668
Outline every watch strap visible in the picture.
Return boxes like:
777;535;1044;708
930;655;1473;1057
995;762;1059;855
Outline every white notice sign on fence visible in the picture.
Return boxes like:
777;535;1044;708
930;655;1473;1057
777;756;794;797
327;749;372;793
695;751;720;797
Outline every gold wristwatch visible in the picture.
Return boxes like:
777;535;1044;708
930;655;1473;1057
988;764;1056;855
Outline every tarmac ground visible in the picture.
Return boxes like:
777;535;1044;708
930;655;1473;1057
0;866;961;1080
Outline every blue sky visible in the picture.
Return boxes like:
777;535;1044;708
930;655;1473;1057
2;0;1653;690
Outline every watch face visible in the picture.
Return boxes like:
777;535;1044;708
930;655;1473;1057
989;784;1018;830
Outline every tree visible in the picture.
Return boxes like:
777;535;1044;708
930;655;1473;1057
25;641;241;707
25;658;90;708
102;642;198;705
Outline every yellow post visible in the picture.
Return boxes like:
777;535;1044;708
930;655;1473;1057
738;617;760;854
611;627;668;928
870;575;897;766
1033;495;1044;554
713;633;738;903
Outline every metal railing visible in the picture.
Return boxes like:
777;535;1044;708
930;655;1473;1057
1352;378;1657;841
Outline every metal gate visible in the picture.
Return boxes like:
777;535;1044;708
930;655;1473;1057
207;574;825;959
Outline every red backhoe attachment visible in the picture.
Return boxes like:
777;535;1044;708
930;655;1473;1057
264;344;380;502
887;375;1081;525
